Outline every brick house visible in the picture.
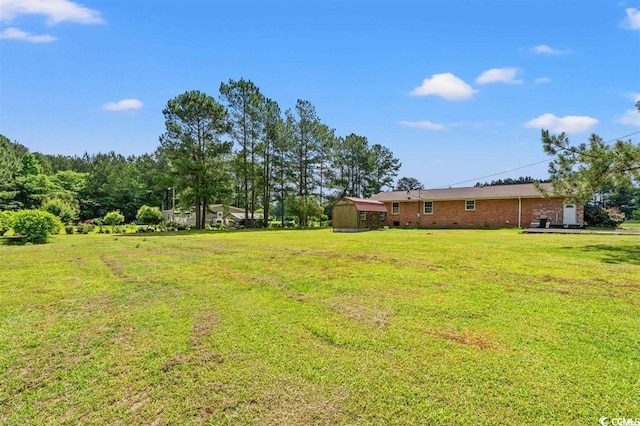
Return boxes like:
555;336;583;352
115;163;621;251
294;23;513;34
371;183;584;229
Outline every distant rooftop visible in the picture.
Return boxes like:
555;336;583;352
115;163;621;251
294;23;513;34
372;183;554;202
341;197;388;212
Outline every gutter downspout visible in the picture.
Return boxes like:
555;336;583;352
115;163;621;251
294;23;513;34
518;197;522;228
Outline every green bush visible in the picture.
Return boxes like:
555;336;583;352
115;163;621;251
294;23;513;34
64;225;74;235
585;206;626;228
103;210;125;227
0;211;14;236
76;223;95;234
41;198;78;224
11;210;62;243
632;209;640;221
136;205;164;225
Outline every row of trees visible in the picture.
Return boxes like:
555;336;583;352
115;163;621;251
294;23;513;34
0;135;169;223
0;78;402;229
158;80;401;229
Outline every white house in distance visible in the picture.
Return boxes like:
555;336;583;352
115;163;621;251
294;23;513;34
162;204;264;227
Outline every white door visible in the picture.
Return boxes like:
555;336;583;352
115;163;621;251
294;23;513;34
563;204;577;226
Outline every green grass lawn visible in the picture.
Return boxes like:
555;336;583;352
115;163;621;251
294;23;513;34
621;220;640;230
1;229;639;424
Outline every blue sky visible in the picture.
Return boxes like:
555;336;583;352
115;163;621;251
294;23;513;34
1;0;639;188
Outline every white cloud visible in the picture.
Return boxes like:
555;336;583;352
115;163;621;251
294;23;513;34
0;26;55;42
399;120;448;131
617;109;640;127
531;44;571;55
534;77;551;84
102;99;144;111
0;0;103;25
524;113;598;133
410;73;476;101
622;8;640;29
476;67;523;85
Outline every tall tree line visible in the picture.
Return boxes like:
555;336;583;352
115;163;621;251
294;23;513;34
0;77;402;228
158;80;401;228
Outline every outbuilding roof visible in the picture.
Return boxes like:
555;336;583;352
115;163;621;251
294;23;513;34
226;212;265;220
371;183;554;202
342;197;388;212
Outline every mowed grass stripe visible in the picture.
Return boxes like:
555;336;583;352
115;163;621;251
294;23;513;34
1;229;638;424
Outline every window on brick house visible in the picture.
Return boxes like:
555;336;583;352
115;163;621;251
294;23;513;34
424;201;433;214
392;202;399;214
465;200;476;211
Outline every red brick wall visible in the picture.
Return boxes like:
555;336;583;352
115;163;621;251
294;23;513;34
383;197;583;228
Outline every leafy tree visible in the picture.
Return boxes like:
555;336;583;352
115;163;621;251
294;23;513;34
103;210;125;228
133;153;171;211
12;210;62;244
50;170;87;196
367;144;401;196
286;195;323;227
41;198;79;224
541;130;640;203
592;186;640;218
136;205;164;225
395;177;424;191
286;100;328;226
80;152;141;221
159;90;232;229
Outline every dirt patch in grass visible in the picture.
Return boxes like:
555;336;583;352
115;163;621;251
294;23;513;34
160;352;224;373
100;254;129;280
160;310;224;373
329;298;392;328
188;311;220;347
286;291;307;302
431;327;504;351
212;378;349;425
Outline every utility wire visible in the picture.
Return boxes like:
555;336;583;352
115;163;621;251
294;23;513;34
439;130;640;188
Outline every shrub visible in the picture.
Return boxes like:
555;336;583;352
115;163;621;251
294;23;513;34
64;225;74;235
585;206;626;228
632;209;640;221
11;210;62;243
103;210;125;227
76;223;95;234
41;198;78;224
0;211;13;236
136;205;164;225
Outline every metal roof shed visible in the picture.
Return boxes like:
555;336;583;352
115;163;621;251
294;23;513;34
332;197;387;232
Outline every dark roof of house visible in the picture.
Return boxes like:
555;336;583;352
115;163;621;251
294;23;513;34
341;197;388;212
371;183;555;202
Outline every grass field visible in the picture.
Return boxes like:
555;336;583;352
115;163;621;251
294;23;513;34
1;229;639;424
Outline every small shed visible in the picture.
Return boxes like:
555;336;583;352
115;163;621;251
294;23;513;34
332;197;388;232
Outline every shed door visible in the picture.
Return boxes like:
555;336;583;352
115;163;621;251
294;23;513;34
563;204;577;225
